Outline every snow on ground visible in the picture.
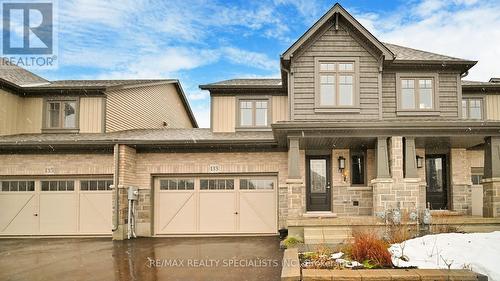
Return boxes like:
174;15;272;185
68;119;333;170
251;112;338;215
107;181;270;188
389;231;500;281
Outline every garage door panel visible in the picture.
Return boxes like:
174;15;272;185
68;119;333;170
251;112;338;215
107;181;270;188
79;192;112;234
239;192;276;233
157;192;196;233
199;192;236;233
0;193;37;235
39;193;78;234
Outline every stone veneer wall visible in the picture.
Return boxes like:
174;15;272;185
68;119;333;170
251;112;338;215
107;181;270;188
331;149;375;216
451;149;472;214
373;137;424;214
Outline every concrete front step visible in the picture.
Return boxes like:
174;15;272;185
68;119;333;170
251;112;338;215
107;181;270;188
304;227;353;244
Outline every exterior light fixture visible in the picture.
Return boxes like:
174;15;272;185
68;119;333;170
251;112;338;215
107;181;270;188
416;156;424;168
338;156;346;171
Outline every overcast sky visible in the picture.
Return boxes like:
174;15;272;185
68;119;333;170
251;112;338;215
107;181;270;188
35;0;500;127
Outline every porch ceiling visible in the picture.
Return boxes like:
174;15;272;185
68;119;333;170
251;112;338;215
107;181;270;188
273;121;500;149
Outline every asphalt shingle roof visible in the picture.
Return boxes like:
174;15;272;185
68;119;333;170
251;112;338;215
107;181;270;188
0;128;275;146
0;60;48;86
383;43;474;63
28;79;175;89
200;79;282;89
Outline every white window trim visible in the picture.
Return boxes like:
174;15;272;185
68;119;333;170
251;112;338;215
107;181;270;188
396;73;440;116
42;96;80;133
314;57;360;113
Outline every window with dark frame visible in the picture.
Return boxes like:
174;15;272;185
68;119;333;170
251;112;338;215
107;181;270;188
350;150;366;185
238;100;268;127
46;100;78;129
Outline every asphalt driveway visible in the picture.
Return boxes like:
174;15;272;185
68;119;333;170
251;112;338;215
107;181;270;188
0;236;283;281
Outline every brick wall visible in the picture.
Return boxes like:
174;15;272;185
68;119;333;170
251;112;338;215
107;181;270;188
0;153;113;176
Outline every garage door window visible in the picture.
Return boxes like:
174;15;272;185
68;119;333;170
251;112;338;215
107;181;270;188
160;179;195;190
81;180;113;191
200;179;234;190
1;181;35;192
41;180;74;191
240;179;274;190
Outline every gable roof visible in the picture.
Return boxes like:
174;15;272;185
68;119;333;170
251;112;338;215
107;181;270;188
200;78;282;90
23;79;177;90
281;3;394;61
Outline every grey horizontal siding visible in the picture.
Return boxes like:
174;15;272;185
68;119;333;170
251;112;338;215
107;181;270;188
292;23;380;121
382;72;460;119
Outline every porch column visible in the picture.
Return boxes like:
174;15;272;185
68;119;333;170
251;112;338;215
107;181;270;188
288;137;301;180
375;137;390;178
404;137;418;178
483;136;500;217
286;136;304;221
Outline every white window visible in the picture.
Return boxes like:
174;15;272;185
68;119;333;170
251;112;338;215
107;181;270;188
200;179;234;190
399;78;435;110
240;178;274;190
41;180;74;191
238;100;268;127
317;61;355;107
462;98;483;120
81;180;113;191
1;181;35;192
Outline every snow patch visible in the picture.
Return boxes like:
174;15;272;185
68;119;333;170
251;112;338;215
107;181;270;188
390;231;500;281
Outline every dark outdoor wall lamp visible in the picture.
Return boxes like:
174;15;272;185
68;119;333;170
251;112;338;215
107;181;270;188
416;155;424;168
338;156;346;171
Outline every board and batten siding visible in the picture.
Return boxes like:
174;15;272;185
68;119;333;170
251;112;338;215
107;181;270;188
0;89;42;135
486;94;500;121
211;96;236;132
106;83;193;132
79;97;104;133
211;95;288;132
272;96;288;123
291;23;380;120
18;97;43;134
382;72;460;119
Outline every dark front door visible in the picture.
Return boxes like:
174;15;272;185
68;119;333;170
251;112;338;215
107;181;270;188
306;156;331;211
425;155;448;210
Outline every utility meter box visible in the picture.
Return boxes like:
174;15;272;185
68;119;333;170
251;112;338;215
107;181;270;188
128;186;139;201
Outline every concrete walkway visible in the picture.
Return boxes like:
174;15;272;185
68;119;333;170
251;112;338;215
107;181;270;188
0;236;283;281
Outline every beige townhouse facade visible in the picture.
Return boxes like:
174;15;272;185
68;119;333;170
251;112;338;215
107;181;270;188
1;3;500;241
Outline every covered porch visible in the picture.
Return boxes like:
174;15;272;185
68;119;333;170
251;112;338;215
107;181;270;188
273;121;500;243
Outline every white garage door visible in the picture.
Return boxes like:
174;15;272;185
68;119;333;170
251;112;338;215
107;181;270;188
155;175;277;235
0;178;112;236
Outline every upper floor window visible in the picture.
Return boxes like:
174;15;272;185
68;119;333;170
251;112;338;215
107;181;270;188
396;74;439;115
462;98;483;120
44;99;78;130
400;78;433;110
238;99;269;128
316;60;357;107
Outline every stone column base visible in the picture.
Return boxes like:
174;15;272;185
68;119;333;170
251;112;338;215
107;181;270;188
286;179;305;221
483;178;500;217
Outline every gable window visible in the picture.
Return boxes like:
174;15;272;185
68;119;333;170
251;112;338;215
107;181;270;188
44;98;79;131
350;150;366;185
238;99;269;128
462;98;483;120
317;60;356;107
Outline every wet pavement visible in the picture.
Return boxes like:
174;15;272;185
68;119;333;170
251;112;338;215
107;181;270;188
0;236;283;281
